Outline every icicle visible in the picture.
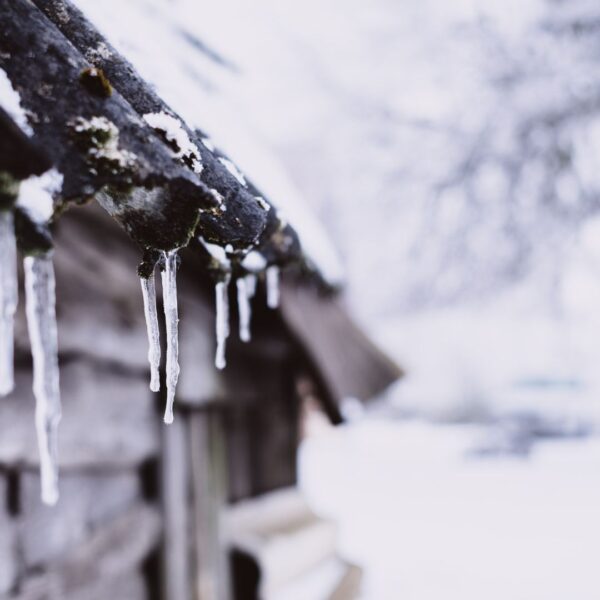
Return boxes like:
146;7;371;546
161;251;180;425
140;272;161;392
266;265;280;309
215;277;230;370
24;254;61;506
245;273;257;299
223;274;231;340
0;211;17;396
236;277;252;343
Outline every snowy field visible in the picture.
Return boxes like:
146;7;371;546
300;418;600;600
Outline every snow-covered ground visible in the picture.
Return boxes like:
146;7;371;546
300;418;600;600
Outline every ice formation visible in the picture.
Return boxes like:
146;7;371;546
17;169;63;224
24;254;61;506
161;250;180;424
215;277;230;369
0;211;17;395
236;277;252;343
245;273;257;299
140;272;161;392
266;265;280;309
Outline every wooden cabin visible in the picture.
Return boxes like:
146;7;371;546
0;1;401;598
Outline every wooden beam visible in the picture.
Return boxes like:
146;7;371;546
10;504;160;600
189;410;231;600
161;415;192;600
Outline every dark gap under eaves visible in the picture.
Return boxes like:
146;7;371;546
6;469;20;516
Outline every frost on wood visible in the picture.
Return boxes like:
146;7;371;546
140;272;161;393
143;112;203;175
266;265;280;309
161;251;180;424
0;211;17;396
215;277;230;370
24;254;61;506
236;277;252;343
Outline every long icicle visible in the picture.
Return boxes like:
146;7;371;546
0;211;17;396
140;272;161;392
215;277;230;369
161;251;180;424
266;265;280;309
24;253;61;506
236;277;251;343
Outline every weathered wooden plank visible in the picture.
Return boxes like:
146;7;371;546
223;332;299;497
12;504;160;600
0;475;18;596
0;361;158;471
279;282;403;421
161;415;191;600
189;410;230;600
19;471;142;568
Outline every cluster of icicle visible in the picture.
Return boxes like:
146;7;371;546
1;217;281;505
139;250;180;424
0;212;62;506
140;251;280;425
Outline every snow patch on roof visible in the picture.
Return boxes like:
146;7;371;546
17;169;63;224
208;188;226;210
72;116;137;169
255;196;270;211
0;67;33;136
143;112;203;174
